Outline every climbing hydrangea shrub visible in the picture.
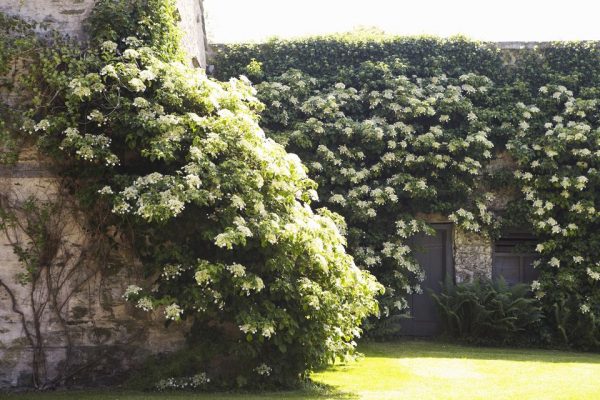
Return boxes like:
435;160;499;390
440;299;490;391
509;85;600;347
215;36;600;346
17;0;382;387
252;61;496;322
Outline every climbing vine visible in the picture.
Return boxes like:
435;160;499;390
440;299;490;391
254;64;497;320
510;85;600;348
215;36;600;347
0;189;116;389
1;0;382;388
4;1;600;391
0;13;38;165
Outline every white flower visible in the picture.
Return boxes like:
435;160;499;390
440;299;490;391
195;269;211;285
101;41;118;53
162;264;183;280
128;78;146;92
100;64;117;78
139;69;156;81
123;48;140;59
123;285;142;299
136;297;154;311
98;186;114;195
580;304;591;314
549;257;560;268
34;119;50;132
69;79;91;98
535;244;544;253
166;198;185;214
230;194;246;209
329;194;346;206
261;325;275;338
254;363;272;376
531;280;541;291
185;174;202;189
133;97;149;108
587;268;600;281
575;176;588;190
227;263;246;278
165;303;183;320
573;256;584;264
87;109;105;126
239;324;257;334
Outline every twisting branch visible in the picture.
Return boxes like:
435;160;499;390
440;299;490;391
0;184;114;389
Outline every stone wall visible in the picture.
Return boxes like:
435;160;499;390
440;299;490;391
0;0;206;389
417;213;495;283
0;128;191;387
454;229;493;283
0;157;188;388
0;0;207;68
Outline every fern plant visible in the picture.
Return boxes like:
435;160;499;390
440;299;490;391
431;278;543;345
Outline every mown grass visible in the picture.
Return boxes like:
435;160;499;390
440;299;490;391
6;340;600;400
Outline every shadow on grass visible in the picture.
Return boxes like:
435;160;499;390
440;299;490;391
1;382;359;400
356;338;600;364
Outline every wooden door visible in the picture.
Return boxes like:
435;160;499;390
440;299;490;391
401;224;453;336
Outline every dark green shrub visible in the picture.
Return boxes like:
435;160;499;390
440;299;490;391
431;279;542;345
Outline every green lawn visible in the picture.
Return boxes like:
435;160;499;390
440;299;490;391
6;340;600;400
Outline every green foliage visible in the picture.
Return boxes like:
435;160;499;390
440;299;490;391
431;279;543;345
514;42;600;93
5;0;382;389
0;13;38;164
509;83;600;349
213;34;506;84
85;0;184;62
214;34;600;348
255;64;496;318
0;197;62;285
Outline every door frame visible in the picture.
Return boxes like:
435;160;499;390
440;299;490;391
430;223;455;286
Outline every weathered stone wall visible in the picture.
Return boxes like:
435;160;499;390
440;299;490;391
0;0;207;68
0;0;96;39
0;157;188;388
454;229;493;283
0;0;207;389
176;0;208;68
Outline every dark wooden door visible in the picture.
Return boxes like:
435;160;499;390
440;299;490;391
401;224;453;336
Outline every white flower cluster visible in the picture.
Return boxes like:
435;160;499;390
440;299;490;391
155;373;210;391
254;363;272;376
123;285;142;300
164;303;183;321
162;264;184;280
136;297;154;311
